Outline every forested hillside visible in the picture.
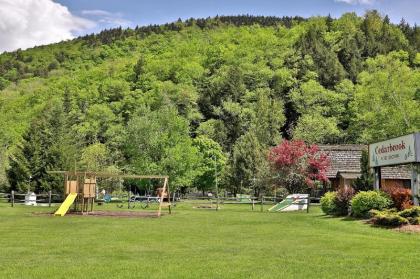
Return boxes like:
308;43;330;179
1;13;419;194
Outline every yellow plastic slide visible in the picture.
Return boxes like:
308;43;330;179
54;193;77;216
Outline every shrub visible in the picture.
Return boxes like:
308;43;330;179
351;191;392;218
335;186;355;216
370;207;420;227
406;217;420;225
370;210;408;227
398;206;420;218
369;208;397;218
320;191;338;215
382;184;413;210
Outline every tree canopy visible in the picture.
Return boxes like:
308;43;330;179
0;13;419;193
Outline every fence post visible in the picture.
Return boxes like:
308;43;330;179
260;196;263;212
48;191;52;207
252;199;255;211
307;196;310;213
11;190;14;207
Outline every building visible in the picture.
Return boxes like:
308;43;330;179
319;145;412;189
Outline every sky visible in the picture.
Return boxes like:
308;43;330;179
0;0;419;52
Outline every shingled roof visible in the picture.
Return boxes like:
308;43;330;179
318;144;411;180
318;145;365;178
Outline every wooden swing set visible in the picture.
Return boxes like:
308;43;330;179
48;171;170;217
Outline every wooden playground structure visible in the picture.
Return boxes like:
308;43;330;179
48;171;170;217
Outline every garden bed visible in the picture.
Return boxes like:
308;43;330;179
394;225;420;233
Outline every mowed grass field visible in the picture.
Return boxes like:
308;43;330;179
0;202;419;279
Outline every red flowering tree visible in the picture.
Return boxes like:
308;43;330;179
268;140;330;193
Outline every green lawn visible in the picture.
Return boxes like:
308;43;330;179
0;202;419;279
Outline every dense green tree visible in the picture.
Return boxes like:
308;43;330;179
290;80;347;117
192;136;226;194
350;51;420;142
334;14;365;82
80;143;110;171
0;148;9;191
361;11;408;57
0;76;10;90
6;101;71;192
132;55;146;84
196;119;228;147
293;113;341;144
124;107;201;189
298;18;346;87
252;89;285;146
231;131;268;195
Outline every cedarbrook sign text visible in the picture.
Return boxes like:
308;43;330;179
369;133;420;167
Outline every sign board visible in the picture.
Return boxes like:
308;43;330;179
369;133;420;167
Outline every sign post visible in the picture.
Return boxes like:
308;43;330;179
369;133;420;205
373;167;381;191
412;165;419;206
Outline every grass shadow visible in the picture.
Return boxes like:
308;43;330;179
317;214;362;222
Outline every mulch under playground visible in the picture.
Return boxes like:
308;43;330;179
69;211;165;218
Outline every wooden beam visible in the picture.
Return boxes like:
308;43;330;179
47;171;168;179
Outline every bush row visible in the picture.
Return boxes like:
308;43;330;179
381;184;413;210
370;207;420;227
351;191;392;218
321;189;392;217
320;186;355;216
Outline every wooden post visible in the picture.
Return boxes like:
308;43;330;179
81;197;84;214
274;184;277;202
128;190;131;209
260;196;263;212
11;190;14;207
73;175;78;212
64;174;67;195
373;167;381;190
307;196;310;213
167;179;171;214
252;198;255;211
166;180;170;205
48;191;52;207
158;177;167;217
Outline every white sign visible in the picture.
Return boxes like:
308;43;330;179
369;133;420;167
